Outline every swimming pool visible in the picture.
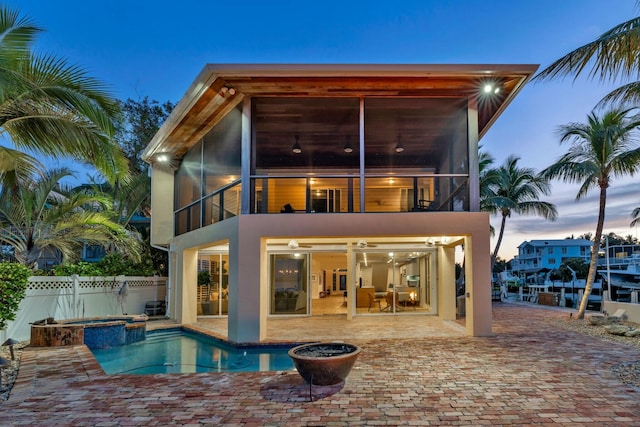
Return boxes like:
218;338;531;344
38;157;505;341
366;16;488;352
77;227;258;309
91;330;296;374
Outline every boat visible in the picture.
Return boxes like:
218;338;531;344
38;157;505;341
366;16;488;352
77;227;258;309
598;254;640;291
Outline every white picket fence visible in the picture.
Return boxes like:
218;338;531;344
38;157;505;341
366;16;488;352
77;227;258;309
2;275;167;342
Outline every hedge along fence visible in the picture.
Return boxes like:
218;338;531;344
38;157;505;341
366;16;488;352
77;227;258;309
1;275;167;342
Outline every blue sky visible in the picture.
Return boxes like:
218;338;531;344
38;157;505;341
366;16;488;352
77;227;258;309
15;0;640;259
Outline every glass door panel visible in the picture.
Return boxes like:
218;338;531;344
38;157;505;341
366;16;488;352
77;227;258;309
270;254;309;315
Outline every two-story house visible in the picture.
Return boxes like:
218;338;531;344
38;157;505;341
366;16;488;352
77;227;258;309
512;239;593;276
142;64;536;343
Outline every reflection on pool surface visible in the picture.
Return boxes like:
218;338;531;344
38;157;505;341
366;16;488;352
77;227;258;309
91;330;296;374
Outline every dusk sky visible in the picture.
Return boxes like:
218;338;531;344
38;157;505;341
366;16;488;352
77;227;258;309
15;0;640;260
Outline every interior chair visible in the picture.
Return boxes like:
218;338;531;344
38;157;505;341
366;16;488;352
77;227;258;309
383;291;402;312
367;292;382;312
413;199;433;211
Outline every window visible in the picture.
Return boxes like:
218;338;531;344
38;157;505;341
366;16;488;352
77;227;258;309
174;140;202;210
203;106;242;195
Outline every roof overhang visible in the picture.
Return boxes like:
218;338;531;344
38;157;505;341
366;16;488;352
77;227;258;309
142;63;538;163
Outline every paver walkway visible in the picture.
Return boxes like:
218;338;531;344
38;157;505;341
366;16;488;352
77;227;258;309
1;303;638;426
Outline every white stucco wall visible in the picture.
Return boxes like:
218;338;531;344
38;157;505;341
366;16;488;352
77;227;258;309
166;211;492;342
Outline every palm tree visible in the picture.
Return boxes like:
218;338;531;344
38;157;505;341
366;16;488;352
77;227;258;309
484;155;558;271
541;107;640;319
479;149;497;212
0;5;128;184
631;206;640;227
0;168;140;270
533;7;640;106
78;172;152;228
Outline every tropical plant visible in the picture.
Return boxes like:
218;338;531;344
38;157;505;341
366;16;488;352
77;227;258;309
533;4;640;107
541;107;640;319
483;155;557;271
0;5;128;184
0;168;140;270
198;270;211;287
558;258;590;282
632;206;640;227
479;148;499;238
0;261;31;330
53;253;156;277
79;172;151;228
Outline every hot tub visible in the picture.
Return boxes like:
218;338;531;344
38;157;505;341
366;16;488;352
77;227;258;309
30;315;147;349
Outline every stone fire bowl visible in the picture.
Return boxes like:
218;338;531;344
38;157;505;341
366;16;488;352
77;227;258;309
288;342;361;386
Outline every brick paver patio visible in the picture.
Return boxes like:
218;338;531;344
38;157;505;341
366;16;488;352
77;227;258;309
1;303;638;426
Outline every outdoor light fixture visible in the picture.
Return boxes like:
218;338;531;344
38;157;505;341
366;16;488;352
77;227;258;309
425;238;435;246
482;82;501;95
288;240;299;249
292;136;302;154
156;153;170;163
357;240;368;249
2;338;18;361
394;139;404;153
220;86;236;97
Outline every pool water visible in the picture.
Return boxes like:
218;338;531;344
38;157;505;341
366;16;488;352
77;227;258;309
91;330;295;374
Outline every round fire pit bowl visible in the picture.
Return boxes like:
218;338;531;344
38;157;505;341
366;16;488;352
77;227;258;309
288;342;361;386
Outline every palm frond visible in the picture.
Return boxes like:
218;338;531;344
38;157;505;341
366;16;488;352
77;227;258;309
0;46;128;184
631;206;640;227
598;81;640;107
0;5;41;56
0;146;42;189
534;16;640;83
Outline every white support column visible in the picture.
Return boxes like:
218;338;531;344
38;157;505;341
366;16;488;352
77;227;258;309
176;249;198;325
227;226;262;343
438;246;457;320
149;166;175;247
465;235;492;336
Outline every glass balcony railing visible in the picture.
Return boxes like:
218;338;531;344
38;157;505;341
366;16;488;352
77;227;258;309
175;181;241;235
175;174;470;235
251;175;468;214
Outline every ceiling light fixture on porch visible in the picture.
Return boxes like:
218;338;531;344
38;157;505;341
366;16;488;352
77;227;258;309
357;240;368;248
288;240;299;249
394;136;404;153
343;137;353;153
292;136;302;154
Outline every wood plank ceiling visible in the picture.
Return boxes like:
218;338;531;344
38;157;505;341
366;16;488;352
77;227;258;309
143;65;537;162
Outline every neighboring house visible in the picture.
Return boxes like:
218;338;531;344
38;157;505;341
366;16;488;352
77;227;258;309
512;239;593;276
598;244;640;268
142;64;536;343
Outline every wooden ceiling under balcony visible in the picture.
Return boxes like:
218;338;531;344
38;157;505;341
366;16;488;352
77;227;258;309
142;64;538;162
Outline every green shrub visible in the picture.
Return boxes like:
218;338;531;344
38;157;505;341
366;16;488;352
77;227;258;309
53;253;156;277
53;261;104;276
0;262;31;330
